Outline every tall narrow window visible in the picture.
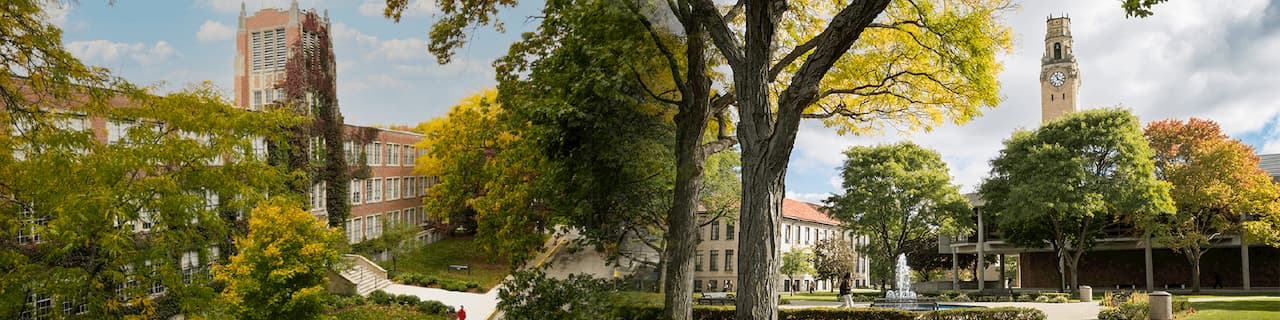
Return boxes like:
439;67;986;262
709;250;719;271
725;250;734;272
695;251;704;271
710;220;719;240
726;222;734;240
1053;43;1062;60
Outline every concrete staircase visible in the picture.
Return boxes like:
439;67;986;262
338;254;391;296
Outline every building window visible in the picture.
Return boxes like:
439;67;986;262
1053;42;1062;60
710;220;719;240
694;280;703;293
709;250;719;272
372;178;383;202
350;179;363;204
388;143;400;166
725;250;734;272
404;145;414;166
363;217;375;240
251;28;286;71
402;177;411;199
695;251;703;271
726;222;734;240
785;225;791;244
707;280;717;292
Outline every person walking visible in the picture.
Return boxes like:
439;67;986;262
839;272;854;308
457;305;466;320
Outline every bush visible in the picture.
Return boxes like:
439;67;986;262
368;290;394;305
852;295;877;302
1034;295;1050;303
439;279;470;292
1050;296;1069;303
927;307;1047;320
466;281;481;289
330;294;368;309
953;293;972;302
1097;302;1148;320
415;300;453;315
1039;292;1070;299
395;294;421;306
617;306;1043;320
1015;294;1033;302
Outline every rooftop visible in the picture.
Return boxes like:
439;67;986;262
1260;154;1280;181
782;199;841;226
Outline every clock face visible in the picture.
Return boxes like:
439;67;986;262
1049;71;1066;87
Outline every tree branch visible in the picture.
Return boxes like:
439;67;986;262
690;0;743;68
627;2;691;98
630;66;682;105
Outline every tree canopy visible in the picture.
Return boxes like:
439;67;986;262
824;141;970;287
780;247;815;295
980;108;1173;292
215;200;344;320
1143;118;1280;292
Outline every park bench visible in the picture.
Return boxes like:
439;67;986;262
448;264;471;275
1163;283;1186;290
697;292;735;305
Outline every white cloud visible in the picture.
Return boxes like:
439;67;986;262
375;38;430;60
331;23;380;48
67;40;176;66
1262;116;1280;154
358;0;437;18
39;1;72;27
196;21;235;43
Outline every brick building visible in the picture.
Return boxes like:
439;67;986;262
341;126;436;244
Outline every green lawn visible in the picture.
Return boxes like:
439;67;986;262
381;236;509;291
781;289;882;301
1184;298;1280;320
328;305;448;320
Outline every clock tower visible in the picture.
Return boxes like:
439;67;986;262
1040;16;1080;123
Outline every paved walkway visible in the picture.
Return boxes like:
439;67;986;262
383;284;500;320
781;300;1102;320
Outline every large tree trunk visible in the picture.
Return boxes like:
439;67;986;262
1066;250;1083;293
736;157;787;319
1189;248;1202;293
661;16;714;320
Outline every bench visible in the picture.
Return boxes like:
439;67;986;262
1163;283;1186;290
697;292;735;305
448;264;471;275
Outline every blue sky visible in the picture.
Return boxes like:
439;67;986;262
57;0;1280;204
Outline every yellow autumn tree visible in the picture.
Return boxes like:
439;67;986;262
214;200;343;320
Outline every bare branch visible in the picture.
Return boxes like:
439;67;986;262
627;2;691;98
630;66;683;105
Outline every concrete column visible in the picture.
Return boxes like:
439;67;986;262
1149;291;1173;320
977;208;985;291
999;254;1007;289
952;252;959;291
1242;237;1251;290
1145;232;1154;292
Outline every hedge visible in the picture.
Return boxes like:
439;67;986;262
613;306;1045;320
392;271;479;292
356;290;455;316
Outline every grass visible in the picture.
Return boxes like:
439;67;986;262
1184;298;1280;320
328;305;449;320
381;236;509;291
781;289;882;301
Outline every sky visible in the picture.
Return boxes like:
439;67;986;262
56;0;1280;204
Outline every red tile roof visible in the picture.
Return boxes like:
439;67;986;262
782;199;841;226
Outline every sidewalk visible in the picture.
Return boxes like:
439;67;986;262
382;284;500;319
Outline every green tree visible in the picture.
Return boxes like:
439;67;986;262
214;200;343;320
1122;0;1169;18
780;247;815;296
980;108;1173;292
811;237;857;290
1143;118;1280;292
824;142;971;288
387;0;1012;317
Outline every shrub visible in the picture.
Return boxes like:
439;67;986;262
395;294;421;306
466;281;481;289
926;307;1047;320
439;279;470;292
415;300;453;315
1016;294;1033;302
1050;296;1069;303
1034;295;1050;303
330;294;367;309
368;290;394;305
937;295;953;302
953;293;972;302
852;295;877;302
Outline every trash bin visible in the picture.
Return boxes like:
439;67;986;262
1078;285;1092;302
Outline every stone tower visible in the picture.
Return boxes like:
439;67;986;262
1040;16;1080;123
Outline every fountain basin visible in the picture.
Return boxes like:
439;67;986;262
870;298;983;311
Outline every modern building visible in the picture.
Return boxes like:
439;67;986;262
693;199;869;293
940;16;1280;291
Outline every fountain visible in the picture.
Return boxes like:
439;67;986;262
870;254;978;311
884;254;918;301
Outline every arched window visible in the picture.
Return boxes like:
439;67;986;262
1054;43;1062;60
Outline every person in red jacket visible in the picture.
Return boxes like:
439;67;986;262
456;305;466;320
